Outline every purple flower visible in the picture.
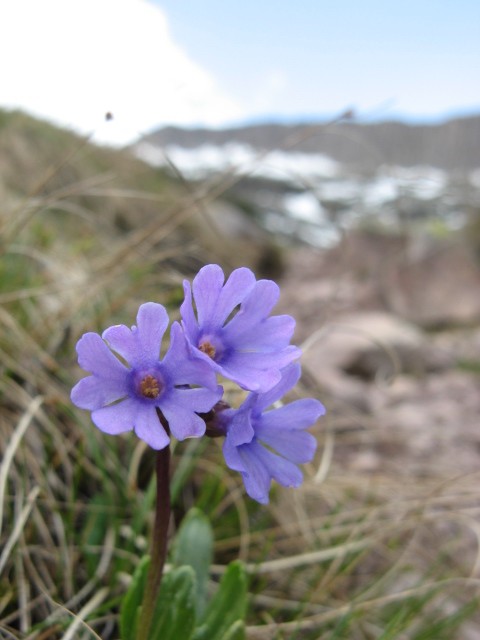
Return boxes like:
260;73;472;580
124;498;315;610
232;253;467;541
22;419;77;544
180;264;301;393
219;363;325;504
71;303;222;450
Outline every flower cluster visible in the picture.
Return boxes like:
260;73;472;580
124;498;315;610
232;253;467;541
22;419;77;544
71;264;325;502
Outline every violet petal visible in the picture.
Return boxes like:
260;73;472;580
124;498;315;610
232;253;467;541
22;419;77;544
71;375;128;410
256;428;317;464
258;399;326;431
135;302;169;359
161;403;207;440
162;322;218;390
134;405;170;450
91;398;137;435
253;362;301;412
76;332;128;379
253;444;304;488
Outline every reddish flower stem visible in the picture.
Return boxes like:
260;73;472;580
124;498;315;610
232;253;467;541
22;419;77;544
136;439;171;640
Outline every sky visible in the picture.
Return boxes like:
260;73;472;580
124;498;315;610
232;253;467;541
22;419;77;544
1;0;479;146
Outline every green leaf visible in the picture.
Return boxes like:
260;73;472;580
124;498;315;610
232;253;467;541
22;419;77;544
171;508;213;617
222;620;246;640
148;565;197;640
119;555;150;640
193;560;248;640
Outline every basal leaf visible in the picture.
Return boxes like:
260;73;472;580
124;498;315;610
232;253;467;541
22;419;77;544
148;565;197;640
119;555;150;640
193;560;247;640
171;508;213;617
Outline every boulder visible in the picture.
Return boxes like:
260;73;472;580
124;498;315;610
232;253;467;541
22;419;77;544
283;233;480;330
301;311;452;388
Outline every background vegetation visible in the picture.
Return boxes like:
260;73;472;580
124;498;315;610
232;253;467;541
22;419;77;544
1;109;479;639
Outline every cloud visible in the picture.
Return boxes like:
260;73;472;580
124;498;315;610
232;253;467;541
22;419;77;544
0;0;244;145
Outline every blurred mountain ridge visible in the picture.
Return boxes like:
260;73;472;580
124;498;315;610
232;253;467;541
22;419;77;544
141;114;480;173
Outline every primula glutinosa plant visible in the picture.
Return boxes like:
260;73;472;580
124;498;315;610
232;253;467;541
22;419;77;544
72;264;325;501
71;264;325;639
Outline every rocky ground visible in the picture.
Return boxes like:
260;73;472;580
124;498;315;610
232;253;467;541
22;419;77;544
278;231;480;480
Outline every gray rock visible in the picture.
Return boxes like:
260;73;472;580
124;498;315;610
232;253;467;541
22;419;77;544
301;311;452;388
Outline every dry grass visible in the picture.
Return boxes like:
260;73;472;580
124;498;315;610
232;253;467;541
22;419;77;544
1;110;479;639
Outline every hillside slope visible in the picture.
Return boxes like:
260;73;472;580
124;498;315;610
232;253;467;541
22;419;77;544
0;109;272;292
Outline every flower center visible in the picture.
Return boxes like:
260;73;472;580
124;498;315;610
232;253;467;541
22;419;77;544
138;374;161;399
199;340;216;359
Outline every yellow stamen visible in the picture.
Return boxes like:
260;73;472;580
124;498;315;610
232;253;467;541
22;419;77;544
139;374;160;399
199;340;216;359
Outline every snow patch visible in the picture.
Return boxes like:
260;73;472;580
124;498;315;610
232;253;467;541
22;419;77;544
135;141;340;182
